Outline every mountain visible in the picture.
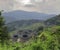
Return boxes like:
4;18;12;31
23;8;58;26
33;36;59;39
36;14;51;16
45;14;60;26
2;10;55;23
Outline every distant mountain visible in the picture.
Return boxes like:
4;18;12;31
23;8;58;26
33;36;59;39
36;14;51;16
2;10;55;23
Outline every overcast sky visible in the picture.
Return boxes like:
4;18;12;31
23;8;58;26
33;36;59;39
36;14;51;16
0;0;60;14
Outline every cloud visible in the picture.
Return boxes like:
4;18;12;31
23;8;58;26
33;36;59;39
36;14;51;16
0;0;60;14
0;0;14;11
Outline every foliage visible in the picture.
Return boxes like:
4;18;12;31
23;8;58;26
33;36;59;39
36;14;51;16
0;25;60;50
0;11;9;46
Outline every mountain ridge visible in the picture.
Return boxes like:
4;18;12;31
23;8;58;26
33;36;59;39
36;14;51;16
2;10;56;23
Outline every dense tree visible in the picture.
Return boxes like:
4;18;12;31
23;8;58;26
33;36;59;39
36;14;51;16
0;11;9;46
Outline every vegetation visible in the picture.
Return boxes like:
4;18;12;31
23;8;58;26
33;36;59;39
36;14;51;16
0;25;60;50
0;11;9;46
45;14;60;26
0;11;60;50
6;20;43;32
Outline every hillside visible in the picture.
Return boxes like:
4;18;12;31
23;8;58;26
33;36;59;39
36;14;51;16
0;12;60;50
7;20;44;32
7;14;60;33
45;14;60;26
6;14;60;34
0;26;60;50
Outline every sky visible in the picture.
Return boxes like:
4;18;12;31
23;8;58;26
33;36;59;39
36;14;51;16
0;0;60;14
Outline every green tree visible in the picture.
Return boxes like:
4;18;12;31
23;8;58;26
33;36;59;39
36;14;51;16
0;11;9;46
